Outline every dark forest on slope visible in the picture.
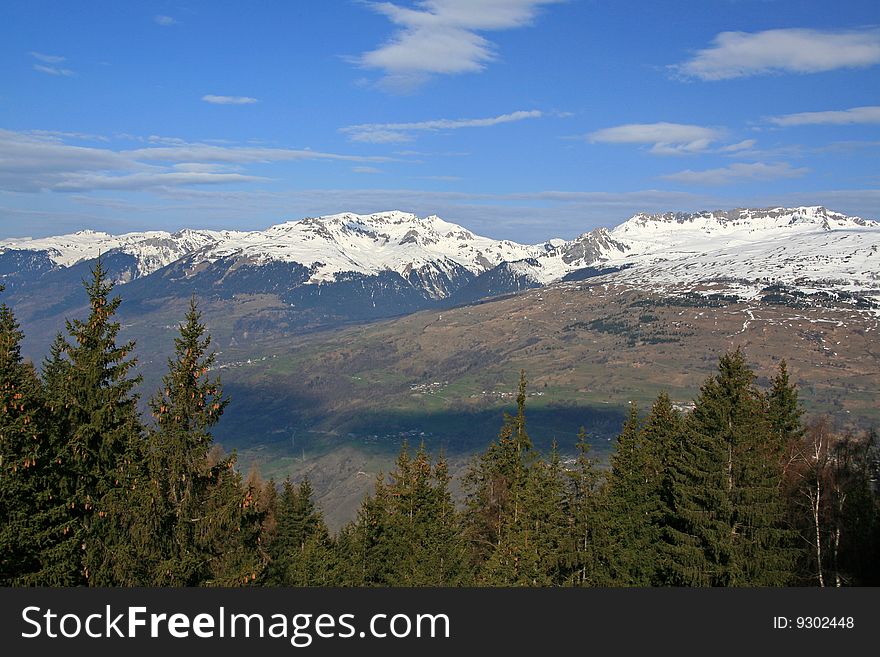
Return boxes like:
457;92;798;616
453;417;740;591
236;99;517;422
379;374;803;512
1;263;878;587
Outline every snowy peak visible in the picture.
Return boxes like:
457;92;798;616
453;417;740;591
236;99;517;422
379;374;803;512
2;207;877;307
557;227;630;265
0;228;224;275
190;211;540;288
612;206;876;239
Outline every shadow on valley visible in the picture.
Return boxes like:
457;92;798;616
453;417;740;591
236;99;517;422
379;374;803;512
215;379;628;462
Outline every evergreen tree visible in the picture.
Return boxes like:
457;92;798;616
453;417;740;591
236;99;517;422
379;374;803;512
661;350;796;586
559;428;606;586
33;333;82;585
767;360;805;449
144;297;231;585
266;477;336;586
604;395;682;585
340;471;395;586
463;370;533;567
0;301;52;584
340;442;469;586
603;403;658;585
201;456;268;586
464;371;562;585
49;259;145;585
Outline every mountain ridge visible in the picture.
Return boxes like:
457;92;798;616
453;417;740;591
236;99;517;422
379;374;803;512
2;206;878;324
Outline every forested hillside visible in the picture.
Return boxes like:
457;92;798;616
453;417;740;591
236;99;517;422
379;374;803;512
1;263;877;587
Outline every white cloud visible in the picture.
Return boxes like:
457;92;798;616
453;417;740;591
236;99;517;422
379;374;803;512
672;28;880;81
767;105;880;127
155;15;177;26
719;139;756;152
123;144;391;164
661;162;809;185
29;51;66;64
357;0;563;90
352;166;383;175
52;172;268;192
588;122;723;154
28;130;110;142
29;51;75;76
202;95;259;105
342;109;542;143
0;129;391;194
33;64;75;76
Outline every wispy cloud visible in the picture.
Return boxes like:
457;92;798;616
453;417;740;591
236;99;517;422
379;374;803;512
0;129;391;194
33;64;75;76
29;51;74;76
767;105;880;127
202;94;259;105
154;15;177;26
672;28;880;80
28;130;110;143
123;144;391;165
342;109;542;143
52;172;269;192
352;166;383;175
661;162;809;185
587;122;724;155
719;139;756;153
356;0;563;91
29;51;66;64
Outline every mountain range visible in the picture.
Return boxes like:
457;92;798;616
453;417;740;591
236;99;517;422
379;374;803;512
2;206;878;331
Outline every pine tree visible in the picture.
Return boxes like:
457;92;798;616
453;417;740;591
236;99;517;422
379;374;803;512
767;360;805;449
463;370;532;566
266;477;336;586
660;349;796;586
144;297;231;585
0;301;52;584
603;403;657;585
49;259;145;585
340;442;469;586
387;443;470;585
201;456;267;586
560;428;606;586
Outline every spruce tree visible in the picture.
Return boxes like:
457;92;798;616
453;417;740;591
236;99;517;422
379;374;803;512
464;371;562;585
387;443;469;586
50;259;145;585
661;350;796;586
341;472;395;586
767;360;805;449
604;395;682;585
201;457;268;586
145;297;231;585
340;442;469;586
463;370;533;566
266;477;336;586
603;403;658;585
560;428;606;586
0;301;52;584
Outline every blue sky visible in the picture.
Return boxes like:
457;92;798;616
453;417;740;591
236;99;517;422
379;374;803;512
1;0;878;241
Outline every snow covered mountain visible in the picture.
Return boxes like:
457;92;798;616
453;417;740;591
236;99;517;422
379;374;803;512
1;207;878;322
0;228;227;277
603;206;880;302
182;211;546;299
